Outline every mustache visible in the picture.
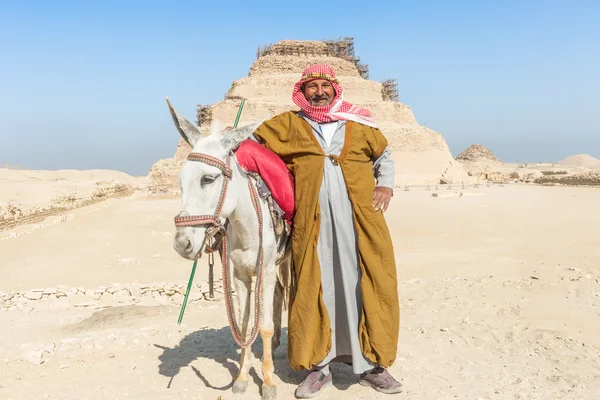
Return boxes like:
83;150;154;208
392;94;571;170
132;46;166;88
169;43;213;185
310;94;331;103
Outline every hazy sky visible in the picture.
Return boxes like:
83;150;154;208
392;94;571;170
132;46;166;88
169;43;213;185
1;0;598;175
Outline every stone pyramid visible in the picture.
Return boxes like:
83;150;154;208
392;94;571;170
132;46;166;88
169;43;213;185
149;39;470;190
456;144;503;173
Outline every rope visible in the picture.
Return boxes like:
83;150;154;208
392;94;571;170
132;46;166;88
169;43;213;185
222;178;265;348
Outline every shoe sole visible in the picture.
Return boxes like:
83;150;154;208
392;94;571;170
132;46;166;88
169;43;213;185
359;379;404;394
295;379;333;398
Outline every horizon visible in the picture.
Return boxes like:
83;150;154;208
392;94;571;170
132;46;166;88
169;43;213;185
1;1;599;176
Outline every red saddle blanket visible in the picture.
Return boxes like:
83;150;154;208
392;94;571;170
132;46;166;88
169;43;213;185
233;139;295;224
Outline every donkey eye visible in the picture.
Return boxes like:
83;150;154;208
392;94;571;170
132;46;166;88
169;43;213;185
201;175;217;186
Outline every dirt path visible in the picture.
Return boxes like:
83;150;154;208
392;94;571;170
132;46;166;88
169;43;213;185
1;186;599;399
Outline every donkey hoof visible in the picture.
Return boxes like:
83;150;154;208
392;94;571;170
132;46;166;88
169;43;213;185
232;380;248;394
262;385;277;400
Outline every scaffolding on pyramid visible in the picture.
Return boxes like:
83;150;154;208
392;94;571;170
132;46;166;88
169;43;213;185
257;37;370;79
381;79;399;101
196;104;212;126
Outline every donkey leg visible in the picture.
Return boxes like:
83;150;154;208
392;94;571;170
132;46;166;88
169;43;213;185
272;280;284;352
232;271;252;394
260;271;278;400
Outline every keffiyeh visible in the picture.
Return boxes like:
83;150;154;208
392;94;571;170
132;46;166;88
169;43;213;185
291;63;377;128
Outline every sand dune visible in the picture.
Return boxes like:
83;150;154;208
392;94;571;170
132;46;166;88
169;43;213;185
0;168;147;230
556;154;600;169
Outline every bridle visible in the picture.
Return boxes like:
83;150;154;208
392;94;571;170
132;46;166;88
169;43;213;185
174;153;233;234
173;150;265;349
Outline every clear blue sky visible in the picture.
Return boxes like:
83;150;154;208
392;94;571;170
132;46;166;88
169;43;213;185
1;0;598;175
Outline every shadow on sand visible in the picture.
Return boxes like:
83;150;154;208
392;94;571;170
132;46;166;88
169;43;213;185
154;326;358;393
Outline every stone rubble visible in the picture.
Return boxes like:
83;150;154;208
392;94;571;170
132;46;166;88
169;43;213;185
533;170;600;186
0;279;229;312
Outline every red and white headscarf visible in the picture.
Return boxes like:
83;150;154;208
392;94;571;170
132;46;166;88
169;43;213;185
292;63;377;128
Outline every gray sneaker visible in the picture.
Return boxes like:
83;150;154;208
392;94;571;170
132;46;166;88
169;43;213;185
359;367;403;394
295;370;333;398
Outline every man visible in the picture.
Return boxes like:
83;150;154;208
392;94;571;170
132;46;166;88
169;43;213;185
252;64;402;397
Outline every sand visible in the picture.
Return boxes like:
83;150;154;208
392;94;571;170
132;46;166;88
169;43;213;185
556;154;600;169
1;184;599;399
0;168;147;229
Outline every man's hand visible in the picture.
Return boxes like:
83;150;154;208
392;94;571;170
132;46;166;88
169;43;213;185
373;186;393;212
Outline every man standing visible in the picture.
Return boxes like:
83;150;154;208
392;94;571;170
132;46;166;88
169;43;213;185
252;64;402;397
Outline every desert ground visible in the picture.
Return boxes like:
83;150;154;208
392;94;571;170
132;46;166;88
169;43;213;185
1;182;600;400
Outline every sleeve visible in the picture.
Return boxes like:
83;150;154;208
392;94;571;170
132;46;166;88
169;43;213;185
373;146;395;189
365;126;395;189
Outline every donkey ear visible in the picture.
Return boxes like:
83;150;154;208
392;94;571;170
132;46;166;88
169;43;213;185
220;119;265;151
165;97;204;147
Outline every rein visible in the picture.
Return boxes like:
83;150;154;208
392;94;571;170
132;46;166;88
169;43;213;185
174;151;265;349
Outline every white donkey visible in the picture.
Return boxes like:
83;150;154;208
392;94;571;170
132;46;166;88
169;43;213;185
167;98;292;400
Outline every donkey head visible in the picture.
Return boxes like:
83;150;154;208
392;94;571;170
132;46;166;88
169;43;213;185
166;97;263;259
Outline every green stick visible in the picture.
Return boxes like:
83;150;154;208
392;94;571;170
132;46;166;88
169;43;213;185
177;98;246;325
178;258;197;324
233;98;245;128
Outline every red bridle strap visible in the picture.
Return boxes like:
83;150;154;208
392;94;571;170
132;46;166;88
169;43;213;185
187;153;233;178
173;153;232;228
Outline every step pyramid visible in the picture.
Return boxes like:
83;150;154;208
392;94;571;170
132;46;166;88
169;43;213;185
149;39;470;190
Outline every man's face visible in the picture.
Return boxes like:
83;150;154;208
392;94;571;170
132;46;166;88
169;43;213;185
302;79;335;106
